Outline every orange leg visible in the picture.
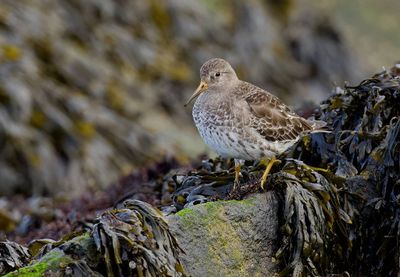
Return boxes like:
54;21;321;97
260;156;280;190
233;159;244;190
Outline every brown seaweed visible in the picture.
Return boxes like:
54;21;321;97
0;240;30;275
2;200;185;276
279;66;400;276
91;200;185;277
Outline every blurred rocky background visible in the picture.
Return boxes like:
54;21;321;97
0;0;398;196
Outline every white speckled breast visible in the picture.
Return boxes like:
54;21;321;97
192;92;292;160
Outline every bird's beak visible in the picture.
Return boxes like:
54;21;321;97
184;81;208;107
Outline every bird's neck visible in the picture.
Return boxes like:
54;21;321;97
211;78;240;93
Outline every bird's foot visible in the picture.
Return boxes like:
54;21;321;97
260;157;281;190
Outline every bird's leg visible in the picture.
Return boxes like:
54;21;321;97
233;159;244;190
226;158;233;170
260;156;280;190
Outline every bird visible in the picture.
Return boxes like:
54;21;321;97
185;58;324;189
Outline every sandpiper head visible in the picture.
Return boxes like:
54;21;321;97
185;58;238;106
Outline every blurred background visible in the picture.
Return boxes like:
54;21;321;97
0;0;399;197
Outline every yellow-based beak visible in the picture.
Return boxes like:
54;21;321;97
184;81;208;106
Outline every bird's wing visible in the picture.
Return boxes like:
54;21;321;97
237;82;313;142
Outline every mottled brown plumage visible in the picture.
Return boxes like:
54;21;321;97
241;81;313;142
185;58;323;188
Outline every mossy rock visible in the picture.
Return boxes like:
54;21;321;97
168;193;279;276
4;250;70;277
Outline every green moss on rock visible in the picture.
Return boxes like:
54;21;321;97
4;249;70;277
170;195;277;276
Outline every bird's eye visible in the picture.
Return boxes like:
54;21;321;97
215;72;220;77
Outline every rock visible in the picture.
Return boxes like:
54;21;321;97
168;193;279;276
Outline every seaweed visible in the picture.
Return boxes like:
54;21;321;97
91;200;185;277
0;240;30;275
169;157;267;212
272;159;351;276
3;200;186;276
276;66;400;276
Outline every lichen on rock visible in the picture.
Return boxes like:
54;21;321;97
169;194;279;276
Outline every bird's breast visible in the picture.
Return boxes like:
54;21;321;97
192;95;238;156
192;95;264;159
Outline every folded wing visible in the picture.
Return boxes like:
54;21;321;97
238;82;313;142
